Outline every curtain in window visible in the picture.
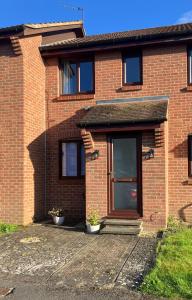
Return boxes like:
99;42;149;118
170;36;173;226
63;61;77;94
62;143;77;176
81;145;85;176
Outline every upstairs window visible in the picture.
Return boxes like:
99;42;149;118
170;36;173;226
60;141;85;178
123;50;142;85
61;60;94;95
188;47;192;85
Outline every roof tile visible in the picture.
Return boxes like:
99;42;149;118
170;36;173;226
41;22;192;50
77;100;168;128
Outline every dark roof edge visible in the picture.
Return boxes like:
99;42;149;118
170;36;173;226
40;29;192;52
77;118;167;128
0;21;84;38
0;24;24;36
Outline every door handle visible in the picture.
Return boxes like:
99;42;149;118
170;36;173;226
112;177;137;183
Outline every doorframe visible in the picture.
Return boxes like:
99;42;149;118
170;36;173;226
107;132;143;219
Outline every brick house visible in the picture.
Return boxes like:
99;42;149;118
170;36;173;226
0;21;192;231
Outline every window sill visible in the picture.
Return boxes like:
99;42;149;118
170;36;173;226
56;93;95;101
59;177;85;184
187;85;192;92
117;85;143;92
187;178;192;185
181;85;192;92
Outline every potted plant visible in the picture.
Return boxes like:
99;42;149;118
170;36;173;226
48;208;65;226
87;210;100;233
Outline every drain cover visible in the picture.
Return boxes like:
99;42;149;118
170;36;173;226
0;287;14;297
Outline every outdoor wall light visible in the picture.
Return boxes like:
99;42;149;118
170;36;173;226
91;150;100;160
143;149;155;160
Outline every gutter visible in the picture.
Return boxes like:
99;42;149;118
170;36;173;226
40;30;192;54
77;118;167;129
40;34;192;57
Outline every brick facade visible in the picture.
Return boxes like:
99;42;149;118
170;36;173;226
0;36;46;225
44;44;192;230
0;40;24;224
1;23;192;230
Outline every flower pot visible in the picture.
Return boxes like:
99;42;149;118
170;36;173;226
87;223;100;234
53;216;65;226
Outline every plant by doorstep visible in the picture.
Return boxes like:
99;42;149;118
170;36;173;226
48;208;65;226
87;210;101;233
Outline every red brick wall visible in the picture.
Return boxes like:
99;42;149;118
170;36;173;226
2;38;191;229
142;124;168;231
45;43;192;230
45;58;86;222
86;134;108;218
0;41;24;224
21;35;46;224
0;36;46;225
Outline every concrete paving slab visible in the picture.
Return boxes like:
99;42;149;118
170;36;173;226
0;225;158;299
51;234;139;288
0;225;96;278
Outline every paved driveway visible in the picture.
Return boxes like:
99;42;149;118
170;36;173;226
0;225;157;299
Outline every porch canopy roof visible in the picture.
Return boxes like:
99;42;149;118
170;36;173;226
77;99;168;129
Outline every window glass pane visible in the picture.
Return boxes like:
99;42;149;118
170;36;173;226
62;143;77;176
113;138;137;178
114;182;137;210
80;61;93;92
124;55;141;84
81;145;85;176
63;61;77;94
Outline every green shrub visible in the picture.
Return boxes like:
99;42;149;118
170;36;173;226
0;223;18;234
167;216;185;233
87;210;100;226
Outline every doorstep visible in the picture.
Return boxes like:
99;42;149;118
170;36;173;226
100;218;143;235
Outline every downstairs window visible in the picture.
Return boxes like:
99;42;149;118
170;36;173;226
60;141;85;178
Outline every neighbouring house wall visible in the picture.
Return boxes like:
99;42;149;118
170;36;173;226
20;35;46;224
45;43;192;229
0;36;46;225
0;40;24;224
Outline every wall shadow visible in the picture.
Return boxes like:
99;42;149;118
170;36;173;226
27;107;86;223
178;203;192;222
170;139;187;158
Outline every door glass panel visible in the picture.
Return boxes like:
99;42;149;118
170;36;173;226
113;138;137;178
114;182;137;210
